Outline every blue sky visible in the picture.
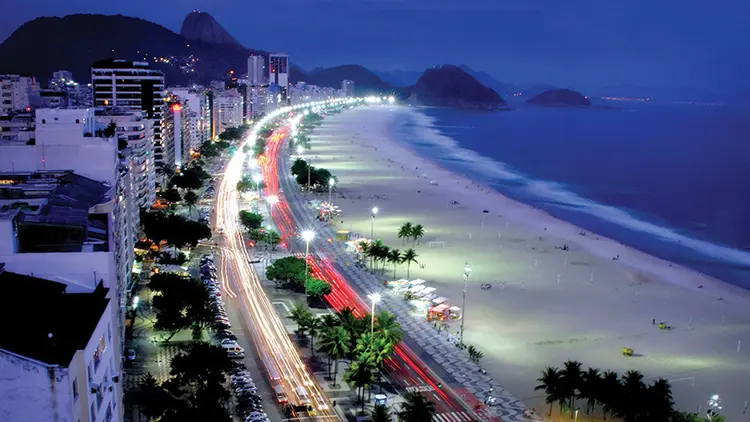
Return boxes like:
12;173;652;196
2;0;749;93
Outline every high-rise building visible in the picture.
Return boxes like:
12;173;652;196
269;53;290;101
170;87;210;147
247;55;265;86
213;89;244;135
91;59;166;168
162;101;193;170
0;74;37;115
342;80;355;98
0;269;121;422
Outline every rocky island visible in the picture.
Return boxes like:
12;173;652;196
408;65;506;109
526;88;591;107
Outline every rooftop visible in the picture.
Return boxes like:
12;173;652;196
0;264;109;366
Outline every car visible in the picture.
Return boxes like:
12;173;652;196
230;361;247;370
236;384;258;393
221;338;238;346
237;394;261;403
213;322;231;330
231;374;252;381
227;351;245;359
215;315;230;322
246;412;268;421
210;291;222;298
218;332;237;341
233;378;255;386
126;348;136;361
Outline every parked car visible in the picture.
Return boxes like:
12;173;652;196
227;350;245;359
126;348;136;361
220;339;238;346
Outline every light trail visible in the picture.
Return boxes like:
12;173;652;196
213;102;356;419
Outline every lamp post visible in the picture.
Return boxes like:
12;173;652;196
368;293;381;348
266;194;279;220
328;178;335;204
370;207;379;239
301;230;315;279
307;157;312;191
459;261;471;346
252;174;262;197
297;145;303;156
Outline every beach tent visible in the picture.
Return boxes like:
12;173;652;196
433;304;450;313
394;279;409;284
410;279;426;285
422;287;437;294
432;297;448;305
408;285;426;293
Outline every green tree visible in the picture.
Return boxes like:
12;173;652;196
266;256;307;287
344;352;375;409
236;176;253;193
140;210;211;248
183;190;199;212
410;224;425;245
535;366;563;417
579;367;602;416
307;315;323;353
148;273;212;341
249;228;266;242
646;378;675;421
160;187;182;204
398;222;413;245
172;165;209;190
618;370;646;422
559;360;583;417
104;121;117;138
132;373;176;420
306;277;332;298
600;370;621;420
396;391;436;422
401;249;419;278
387;248;402;278
265;230;282;250
289;302;313;337
169;342;232;388
375;311;404;346
291;158;309;176
238;210;263;231
369;404;393;422
317;326;350;385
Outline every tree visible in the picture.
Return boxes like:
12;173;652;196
646;378;674;421
169;342;232;388
149;273;212;341
401;249;419;278
410;224;425;245
291;158;308;176
535;366;563;417
619;370;646;422
396;391;436;421
317;326;350;385
306;277;332;298
387;248;402;278
104;121;117;138
559;360;583;417
398;222;413;245
160;187;182;204
171;165;209;190
600;370;621;420
307;316;323;353
183;190;199;212
467;345;483;364
369;404;393;422
344;352;375;409
375;311;404;346
236;176;253;193
238;210;263;231
266;256;307;287
579;367;602;416
140;210;211;248
265;230;282;250
132;373;176;419
249;228;266;242
289;302;314;337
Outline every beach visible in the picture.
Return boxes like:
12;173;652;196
307;105;750;419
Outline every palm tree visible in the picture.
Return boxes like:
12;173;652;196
579;367;601;416
398;222;413;245
319;313;338;329
560;360;583;417
401;249;419;278
344;352;375;409
387;248;401;278
535;366;562;417
646;378;674;421
104;121;118;138
184;190;199;213
375;311;404;346
378;245;391;273
307;316;323;353
369;404;393;422
599;370;621;420
371;240;385;270
620;370;646;422
396;391;436;421
410;224;425;245
236;176;253;193
289;302;313;337
317;326;350;385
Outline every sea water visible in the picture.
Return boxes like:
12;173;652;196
389;103;750;288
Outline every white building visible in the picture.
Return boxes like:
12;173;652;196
269;53;289;101
1;74;37;115
0;112;35;143
247;55;266;86
162;101;192;170
0;268;121;422
169;87;209;149
95;108;156;208
91;60;166;169
342;80;355;98
213;89;244;135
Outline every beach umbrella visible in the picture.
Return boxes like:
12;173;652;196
410;279;426;285
422;287;437;294
432;297;448;305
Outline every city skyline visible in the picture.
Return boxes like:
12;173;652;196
2;0;749;94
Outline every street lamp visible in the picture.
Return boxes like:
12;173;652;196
328;178;335;204
459;261;471;346
301;230;315;278
252;174;262;197
370;207;379;239
368;293;381;348
266;194;279;220
297;145;303;156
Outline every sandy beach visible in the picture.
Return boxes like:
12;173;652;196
305;105;750;419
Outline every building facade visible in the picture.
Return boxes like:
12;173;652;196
90;60;166;169
212;89;243;135
1;74;37;115
342;79;355;98
268;53;289;102
0;270;121;422
247;55;265;86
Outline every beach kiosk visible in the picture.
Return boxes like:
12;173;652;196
430;304;451;321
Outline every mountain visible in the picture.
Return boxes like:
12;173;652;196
373;69;423;87
457;65;518;96
526;89;591;107
0;14;304;86
304;65;392;94
408;65;506;109
519;84;557;99
180;10;241;47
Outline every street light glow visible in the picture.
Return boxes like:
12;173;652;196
329;178;335;187
369;293;381;303
301;230;315;242
371;207;379;215
252;174;262;184
267;195;279;205
297;146;303;155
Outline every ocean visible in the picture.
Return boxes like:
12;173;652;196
389;103;750;289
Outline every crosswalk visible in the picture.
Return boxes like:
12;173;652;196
434;411;474;422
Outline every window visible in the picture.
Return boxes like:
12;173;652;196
107;324;111;342
76;119;80;124
72;377;79;402
54;117;58;121
41;119;46;124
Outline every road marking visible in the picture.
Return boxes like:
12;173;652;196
404;385;434;393
435;412;472;422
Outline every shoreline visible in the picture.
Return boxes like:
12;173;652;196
307;105;750;419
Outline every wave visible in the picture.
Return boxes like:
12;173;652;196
400;108;750;267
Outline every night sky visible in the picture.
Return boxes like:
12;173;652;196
2;0;749;93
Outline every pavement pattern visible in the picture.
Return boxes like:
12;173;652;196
278;150;539;421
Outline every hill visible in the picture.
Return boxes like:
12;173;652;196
305;65;392;94
373;69;423;87
408;65;506;109
180;10;241;47
0;14;303;86
458;65;518;96
526;88;591;107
